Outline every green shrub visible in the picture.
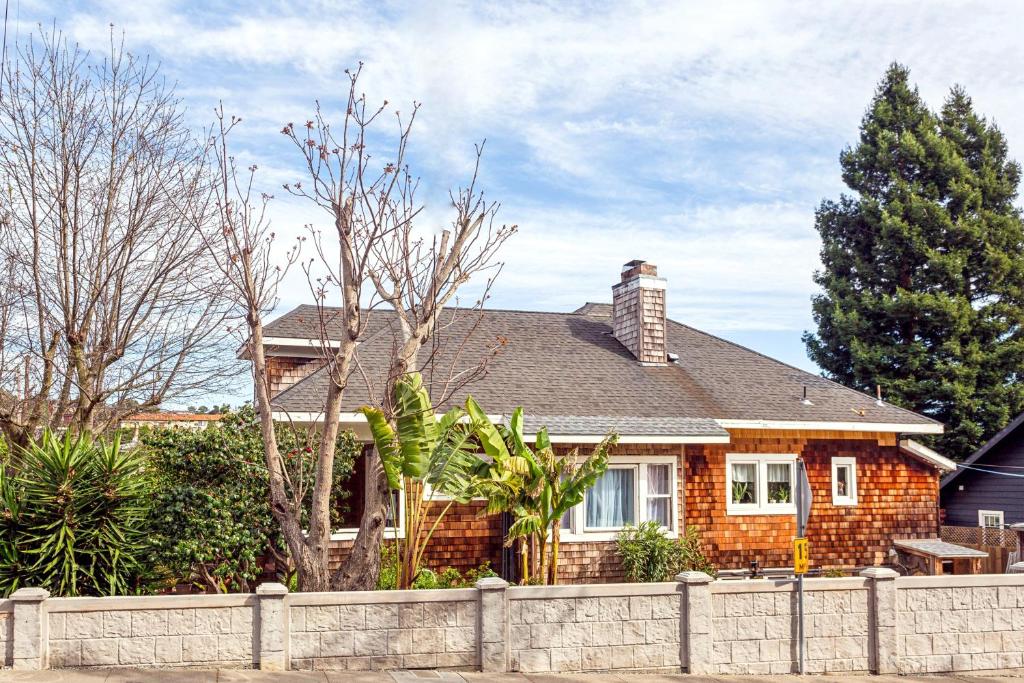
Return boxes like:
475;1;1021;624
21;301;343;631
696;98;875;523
616;522;715;582
376;543;497;590
142;406;358;592
0;431;154;597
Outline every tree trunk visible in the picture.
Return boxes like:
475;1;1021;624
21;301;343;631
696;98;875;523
519;537;529;584
549;520;561;585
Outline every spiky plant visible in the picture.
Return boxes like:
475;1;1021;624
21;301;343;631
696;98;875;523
0;431;154;596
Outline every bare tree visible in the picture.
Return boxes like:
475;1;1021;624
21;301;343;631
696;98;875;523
0;29;237;446
201;65;515;591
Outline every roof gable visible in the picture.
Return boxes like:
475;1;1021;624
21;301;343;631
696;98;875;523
941;410;1024;488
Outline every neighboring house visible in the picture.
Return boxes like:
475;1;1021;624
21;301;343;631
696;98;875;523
258;260;954;581
122;412;222;438
941;411;1024;529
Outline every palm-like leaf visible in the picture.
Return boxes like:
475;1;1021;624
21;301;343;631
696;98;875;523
360;406;402;489
393;373;438;478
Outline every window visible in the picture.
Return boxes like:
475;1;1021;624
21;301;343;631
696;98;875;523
831;457;858;506
331;452;405;540
979;510;1004;528
725;454;797;515
562;457;678;541
646;463;672;527
586;467;636;530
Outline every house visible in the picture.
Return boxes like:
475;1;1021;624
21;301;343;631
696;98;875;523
122;412;223;443
259;260;954;581
941;411;1024;529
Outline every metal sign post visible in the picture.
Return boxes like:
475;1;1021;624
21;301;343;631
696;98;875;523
795;459;812;675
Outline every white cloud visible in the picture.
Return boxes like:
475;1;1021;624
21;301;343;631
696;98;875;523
13;0;1024;376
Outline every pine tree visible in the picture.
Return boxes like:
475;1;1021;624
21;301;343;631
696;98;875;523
804;64;1024;459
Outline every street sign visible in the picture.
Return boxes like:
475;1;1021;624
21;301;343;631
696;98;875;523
795;458;811;675
794;537;809;574
797;462;812;533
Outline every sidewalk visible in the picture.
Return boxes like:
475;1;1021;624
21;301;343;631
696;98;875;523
1;671;1024;683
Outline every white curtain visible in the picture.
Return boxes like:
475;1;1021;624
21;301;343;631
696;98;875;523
587;469;634;528
646;464;671;526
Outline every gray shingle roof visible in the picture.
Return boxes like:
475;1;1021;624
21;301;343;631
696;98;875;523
264;304;939;429
515;415;728;438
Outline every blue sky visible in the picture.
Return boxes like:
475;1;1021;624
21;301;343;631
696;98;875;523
12;1;1024;404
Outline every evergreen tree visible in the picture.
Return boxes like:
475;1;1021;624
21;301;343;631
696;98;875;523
804;64;1024;459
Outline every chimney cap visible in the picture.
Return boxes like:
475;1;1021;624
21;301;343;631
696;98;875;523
620;260;658;281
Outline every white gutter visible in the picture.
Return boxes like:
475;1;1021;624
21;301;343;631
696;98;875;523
716;419;943;434
899;438;956;472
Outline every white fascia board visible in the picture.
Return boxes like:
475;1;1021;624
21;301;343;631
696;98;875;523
716;419;943;434
237;337;343;359
263;337;340;348
270;411;506;425
899;438;957;472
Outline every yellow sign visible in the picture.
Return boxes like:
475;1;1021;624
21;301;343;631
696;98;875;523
794;537;809;574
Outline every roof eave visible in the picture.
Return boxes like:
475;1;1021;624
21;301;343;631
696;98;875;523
899;438;956;473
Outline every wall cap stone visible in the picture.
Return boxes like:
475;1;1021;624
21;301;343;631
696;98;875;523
676;571;713;584
475;577;509;590
11;588;49;602
860;567;899;580
256;582;288;596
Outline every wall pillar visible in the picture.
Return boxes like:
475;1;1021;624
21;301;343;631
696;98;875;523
475;576;509;672
256;582;289;671
861;567;899;674
11;587;49;670
677;571;714;674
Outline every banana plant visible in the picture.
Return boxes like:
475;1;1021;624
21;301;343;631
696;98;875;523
473;409;617;584
360;373;492;590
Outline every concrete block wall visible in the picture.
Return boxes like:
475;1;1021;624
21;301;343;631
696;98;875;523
46;595;257;668
0;601;12;666
711;579;869;674
897;575;1024;674
508;584;681;673
288;589;478;671
5;572;1024;674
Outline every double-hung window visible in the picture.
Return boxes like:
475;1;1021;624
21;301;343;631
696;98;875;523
725;454;796;515
562;457;678;541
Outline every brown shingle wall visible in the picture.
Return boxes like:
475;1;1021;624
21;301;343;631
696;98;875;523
327;432;939;582
329;499;504;576
266;356;322;397
685;430;940;570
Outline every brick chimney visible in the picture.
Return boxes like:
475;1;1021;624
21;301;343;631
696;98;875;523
612;260;667;365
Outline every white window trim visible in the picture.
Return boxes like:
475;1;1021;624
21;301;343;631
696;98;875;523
330;486;406;541
979;509;1004;528
561;455;679;543
831;457;858;506
725;453;797;516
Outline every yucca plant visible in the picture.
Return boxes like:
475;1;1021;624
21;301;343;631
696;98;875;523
0;430;154;596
